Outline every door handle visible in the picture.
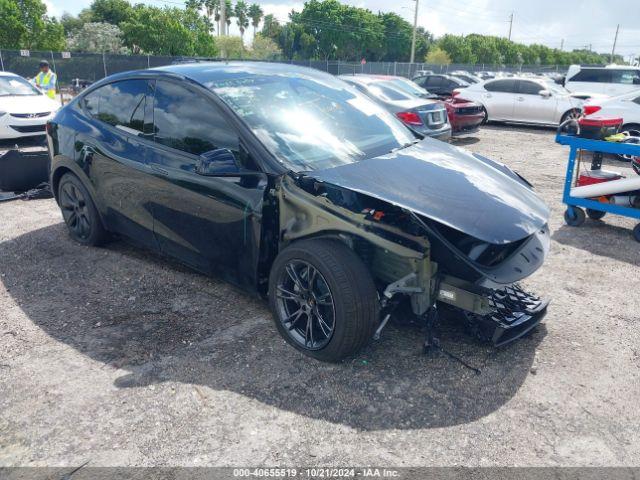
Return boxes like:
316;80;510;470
516;97;525;102
484;93;492;98
150;164;169;176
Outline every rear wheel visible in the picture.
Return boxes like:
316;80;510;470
268;238;379;362
58;173;108;246
586;208;606;220
634;224;640;243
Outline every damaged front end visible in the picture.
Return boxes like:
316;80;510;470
275;143;550;348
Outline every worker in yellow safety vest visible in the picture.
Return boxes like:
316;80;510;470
32;60;57;100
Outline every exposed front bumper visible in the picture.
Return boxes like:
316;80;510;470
0;113;53;140
451;112;485;135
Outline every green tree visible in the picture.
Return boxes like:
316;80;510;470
0;0;65;50
120;5;216;56
249;33;280;59
67;22;128;53
234;0;249;40
216;34;244;58
425;46;451;65
248;3;263;37
89;0;133;26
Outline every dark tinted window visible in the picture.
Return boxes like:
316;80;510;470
610;69;640;85
413;76;428;88
485;79;517;93
634;96;640;105
153;80;238;156
518;80;544;95
426;76;443;87
570;69;611;83
83;80;149;133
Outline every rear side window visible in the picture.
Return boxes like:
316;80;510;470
369;82;411;101
485;79;517;93
83;80;150;133
569;69;611;83
518;80;544;95
634;96;640;105
152;80;238;156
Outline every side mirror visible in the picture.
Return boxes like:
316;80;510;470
539;90;552;98
196;148;242;176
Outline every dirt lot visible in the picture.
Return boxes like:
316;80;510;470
1;125;639;467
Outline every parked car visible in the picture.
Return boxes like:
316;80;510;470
0;72;59;139
413;69;434;77
449;71;482;84
565;65;640;96
47;62;550;361
412;74;469;98
444;97;486;135
339;74;451;140
582;90;640;134
455;77;589;126
478;71;496;80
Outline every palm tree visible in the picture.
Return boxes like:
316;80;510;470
225;0;233;34
234;0;249;40
248;3;263;37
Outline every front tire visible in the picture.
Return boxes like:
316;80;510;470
58;173;108;246
268;238;379;362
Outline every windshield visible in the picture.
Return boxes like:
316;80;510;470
210;73;415;171
0;76;41;97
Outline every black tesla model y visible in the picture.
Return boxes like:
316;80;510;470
47;62;550;361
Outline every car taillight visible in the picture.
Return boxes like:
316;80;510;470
396;111;423;126
583;105;602;116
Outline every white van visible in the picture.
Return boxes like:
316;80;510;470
565;65;640;96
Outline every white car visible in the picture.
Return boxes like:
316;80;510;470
0;72;59;140
565;65;640;97
455;77;592;126
583;90;640;134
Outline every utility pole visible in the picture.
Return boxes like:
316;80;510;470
611;24;620;63
508;12;513;41
560;39;564;51
410;0;420;64
220;0;226;36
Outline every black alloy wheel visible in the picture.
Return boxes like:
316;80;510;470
275;260;336;350
57;173;108;246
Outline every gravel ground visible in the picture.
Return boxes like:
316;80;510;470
0;125;639;467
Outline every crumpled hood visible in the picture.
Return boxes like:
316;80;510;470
307;138;550;244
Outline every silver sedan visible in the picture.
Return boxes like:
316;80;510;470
454;77;591;126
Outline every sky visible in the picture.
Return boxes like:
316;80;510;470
47;0;640;60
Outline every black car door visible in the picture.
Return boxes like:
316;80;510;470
145;79;268;289
78;79;157;249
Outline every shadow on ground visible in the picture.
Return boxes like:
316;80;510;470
553;223;640;266
1;223;545;431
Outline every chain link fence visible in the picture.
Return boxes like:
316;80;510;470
0;49;570;88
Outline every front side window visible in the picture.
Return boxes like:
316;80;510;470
207;70;415;171
83;79;149;133
485;79;517;93
152;80;238;156
518;81;544;95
